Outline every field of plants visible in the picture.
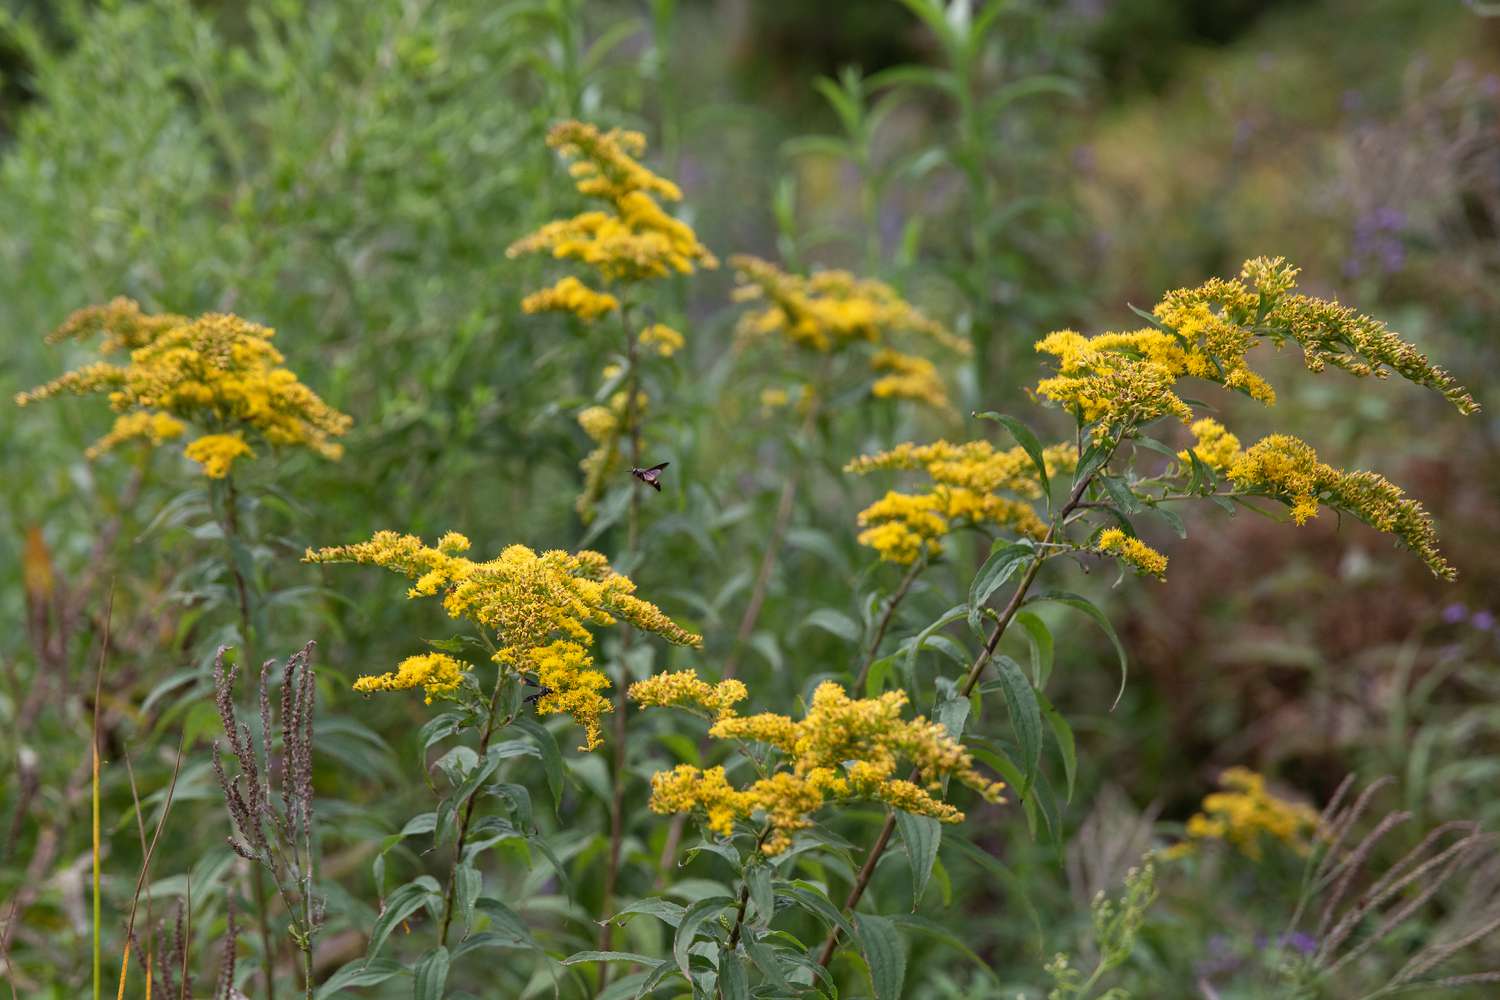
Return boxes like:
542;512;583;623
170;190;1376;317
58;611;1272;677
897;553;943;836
3;1;1499;997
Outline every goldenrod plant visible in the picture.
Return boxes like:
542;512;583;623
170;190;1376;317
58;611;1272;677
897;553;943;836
7;4;1500;999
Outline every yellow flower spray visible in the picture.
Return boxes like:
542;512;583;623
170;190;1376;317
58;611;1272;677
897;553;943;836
17;299;352;479
631;670;1003;855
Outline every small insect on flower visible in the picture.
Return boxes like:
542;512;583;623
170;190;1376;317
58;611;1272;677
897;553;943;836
631;461;669;491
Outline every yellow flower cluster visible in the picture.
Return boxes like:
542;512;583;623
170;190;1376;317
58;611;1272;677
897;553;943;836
353;653;468;705
1095;528;1168;579
845;439;1076;563
638;323;684;357
731;255;966;354
870;349;951;410
18;304;351;479
1224;434;1454;579
631;673;1004;854
1167;767;1321;861
1033;256;1478;434
628;669;749;718
521;276;620;322
306;531;701;748
507;120;716;320
183;433;256;479
526;640;612;751
1178;417;1242;471
574;388;648;524
47;296;187;352
759;387;790;413
730;255;965;412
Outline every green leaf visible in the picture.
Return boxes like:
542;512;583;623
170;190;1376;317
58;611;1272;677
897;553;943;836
315;958;407;998
474;896;538;948
717;946;750;1000
942;834;1044;949
561;950;657;966
906;604;968;672
800;608;861;643
606;897;686;929
993;656;1043;792
419;712;466;752
974;412;1050;504
853;913;907;1000
967;745;1035;837
864;63;958;96
1126;301;1166;328
1028;590;1129;709
781;133;852;161
887;914;997;982
413;946;449;1000
778;882;855;939
935;690;970;742
366;878;441;962
895;812;941;910
1152;502;1187;538
1099;474;1143;514
967;542;1033;631
673;896;733;980
512;715;563;813
742;931;791;992
747;864;774;929
1013;611;1054;688
865;654;896;697
1037;689;1077;802
450;863;479;935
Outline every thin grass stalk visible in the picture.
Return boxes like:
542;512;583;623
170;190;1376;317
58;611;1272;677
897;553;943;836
1314;810;1412;954
600;303;644;977
1283;773;1358;938
1322;826;1486;976
116;736;185;1000
92;592;112;1000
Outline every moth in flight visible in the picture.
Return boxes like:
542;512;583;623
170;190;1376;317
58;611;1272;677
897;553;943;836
631;462;669;491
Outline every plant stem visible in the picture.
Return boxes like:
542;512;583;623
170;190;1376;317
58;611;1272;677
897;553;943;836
599;308;644;975
850;555;925;694
816;469;1101;968
438;671;510;946
720;476;798;682
222;475;254;661
218;476;277;1000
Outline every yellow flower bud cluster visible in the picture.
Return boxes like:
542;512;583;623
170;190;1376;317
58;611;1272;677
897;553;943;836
1177;418;1242;471
507;120;716;322
1224;434;1454;579
353;653;468;705
574;388;648;524
17;304;351;479
1165;767;1320;861
631;673;1004;854
306;532;701;747
845;439;1074;564
528;640;612;752
729;255;965;413
1095;528;1169;579
628;669;749;718
869;348;951;411
638;323;685;358
1033;256;1477;435
521;276;620;322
